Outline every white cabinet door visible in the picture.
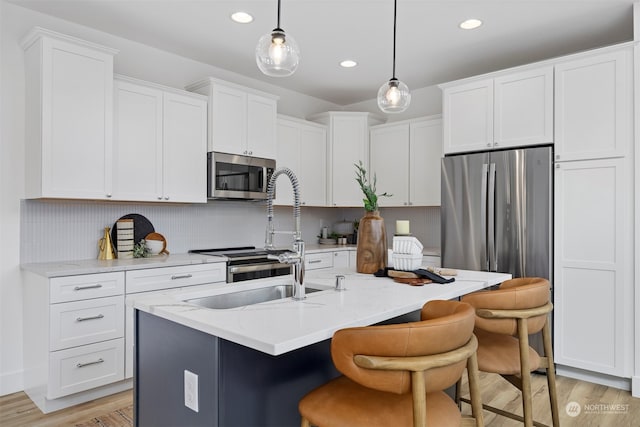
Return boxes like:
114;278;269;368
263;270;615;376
114;78;207;203
162;92;207;203
554;158;632;377
113;80;163;201
370;124;409;207
333;251;350;268
299;125;327;206
442;79;493;154
554;49;632;161
247;94;277;159
494;66;553;148
210;84;247;154
275;117;327;206
409;118;442;206
331;116;370;206
23;29;116;200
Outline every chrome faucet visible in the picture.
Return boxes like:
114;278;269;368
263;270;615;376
265;168;306;300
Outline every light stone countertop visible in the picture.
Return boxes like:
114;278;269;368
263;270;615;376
20;245;440;278
132;268;509;356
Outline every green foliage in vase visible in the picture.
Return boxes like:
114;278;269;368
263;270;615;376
354;161;391;212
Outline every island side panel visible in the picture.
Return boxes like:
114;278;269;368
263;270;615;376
135;310;219;427
218;339;338;426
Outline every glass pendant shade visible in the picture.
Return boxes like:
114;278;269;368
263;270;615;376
377;78;411;113
256;28;300;77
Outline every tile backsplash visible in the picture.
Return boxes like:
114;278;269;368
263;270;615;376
20;199;441;264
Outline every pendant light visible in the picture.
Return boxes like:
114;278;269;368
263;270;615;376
256;0;300;77
377;0;410;113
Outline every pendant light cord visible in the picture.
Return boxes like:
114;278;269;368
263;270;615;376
392;0;397;79
276;0;282;29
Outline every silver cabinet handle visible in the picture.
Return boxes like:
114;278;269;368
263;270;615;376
171;274;193;280
77;358;104;368
74;284;102;291
106;194;112;198
308;259;322;264
164;196;169;200
76;314;104;322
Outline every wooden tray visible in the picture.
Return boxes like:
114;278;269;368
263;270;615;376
393;277;432;286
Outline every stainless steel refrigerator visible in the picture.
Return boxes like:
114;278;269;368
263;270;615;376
441;145;553;283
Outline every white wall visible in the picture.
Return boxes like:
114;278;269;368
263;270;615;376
0;1;446;395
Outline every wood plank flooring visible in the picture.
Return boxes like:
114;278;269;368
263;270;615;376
1;373;638;426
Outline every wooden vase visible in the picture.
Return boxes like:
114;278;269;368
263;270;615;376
356;210;388;274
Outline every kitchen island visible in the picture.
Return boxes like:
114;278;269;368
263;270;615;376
132;267;510;426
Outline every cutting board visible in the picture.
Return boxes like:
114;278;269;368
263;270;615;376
111;213;155;250
393;277;432;286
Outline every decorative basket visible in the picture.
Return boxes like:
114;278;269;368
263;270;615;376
392;236;423;255
392;253;423;271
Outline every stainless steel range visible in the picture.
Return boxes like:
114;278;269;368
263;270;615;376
189;247;292;283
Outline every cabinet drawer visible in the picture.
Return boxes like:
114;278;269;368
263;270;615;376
50;272;124;304
50;296;124;351
48;338;124;399
305;253;333;270
126;263;226;293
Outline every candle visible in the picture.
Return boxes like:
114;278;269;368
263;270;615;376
396;220;410;235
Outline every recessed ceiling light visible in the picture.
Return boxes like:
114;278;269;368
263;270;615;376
340;60;358;68
231;11;253;24
459;18;483;30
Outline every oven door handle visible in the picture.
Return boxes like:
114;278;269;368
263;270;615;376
228;263;291;274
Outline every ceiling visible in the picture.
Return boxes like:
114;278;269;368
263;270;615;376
9;0;636;105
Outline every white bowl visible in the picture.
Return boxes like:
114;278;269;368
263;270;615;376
146;239;164;255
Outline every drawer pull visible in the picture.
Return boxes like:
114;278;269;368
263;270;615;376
76;314;105;322
76;358;104;368
171;274;193;280
74;284;103;291
308;259;322;264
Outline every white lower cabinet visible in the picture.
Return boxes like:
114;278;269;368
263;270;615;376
305;250;354;270
125;263;226;378
23;271;126;412
554;157;633;378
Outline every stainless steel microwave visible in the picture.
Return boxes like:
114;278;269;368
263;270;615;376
208;152;276;200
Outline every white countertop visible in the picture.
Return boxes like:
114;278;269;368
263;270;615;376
20;253;227;277
21;246;442;278
132;268;509;356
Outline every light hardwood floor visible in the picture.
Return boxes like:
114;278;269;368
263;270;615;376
0;389;132;427
1;374;638;426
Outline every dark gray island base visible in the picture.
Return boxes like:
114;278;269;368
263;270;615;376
134;309;421;426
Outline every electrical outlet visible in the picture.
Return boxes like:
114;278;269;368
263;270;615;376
184;370;199;412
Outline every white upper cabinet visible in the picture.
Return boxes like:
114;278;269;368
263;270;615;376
308;112;384;207
370;123;410;207
113;77;207;203
22;28;118;200
494;67;553;148
275;116;327;206
442;79;494;154
409;118;443;206
186;78;278;159
370;117;442;207
441;65;553;154
554;48;632;161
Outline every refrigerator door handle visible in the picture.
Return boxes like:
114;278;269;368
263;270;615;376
488;163;497;271
480;163;489;271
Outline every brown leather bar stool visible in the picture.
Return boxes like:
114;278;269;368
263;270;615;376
460;277;559;427
298;300;484;427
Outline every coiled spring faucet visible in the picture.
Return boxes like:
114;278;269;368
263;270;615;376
265;168;305;300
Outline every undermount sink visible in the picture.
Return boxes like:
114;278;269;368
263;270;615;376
184;284;325;310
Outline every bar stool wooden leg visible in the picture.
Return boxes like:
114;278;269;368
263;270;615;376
467;351;484;427
517;318;533;427
411;371;427;427
542;320;560;427
300;417;311;427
